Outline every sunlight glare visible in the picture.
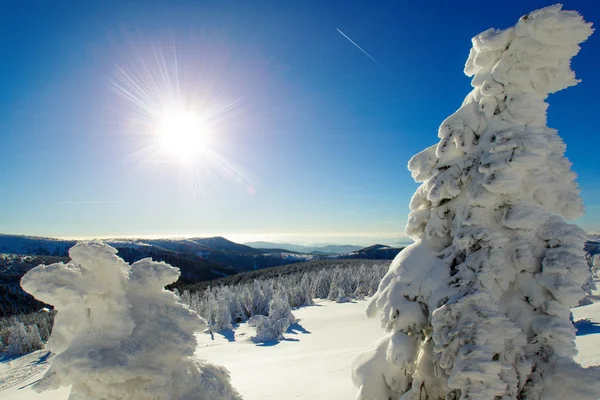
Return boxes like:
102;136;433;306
110;42;255;200
156;108;212;162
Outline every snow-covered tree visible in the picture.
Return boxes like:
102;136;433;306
21;241;240;400
37;316;52;341
312;269;332;299
249;288;296;343
6;321;43;355
211;288;234;332
251;280;269;316
248;314;290;343
587;253;600;276
328;267;346;301
288;274;313;308
268;289;295;325
353;6;599;400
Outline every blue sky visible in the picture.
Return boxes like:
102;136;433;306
1;0;599;245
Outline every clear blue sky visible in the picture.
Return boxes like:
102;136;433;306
1;0;599;245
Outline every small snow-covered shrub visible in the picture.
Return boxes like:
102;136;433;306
249;289;296;343
5;321;44;355
20;241;241;400
354;5;600;400
248;315;290;342
335;287;349;303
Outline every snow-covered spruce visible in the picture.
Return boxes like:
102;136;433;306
20;241;241;400
177;261;386;334
353;6;598;400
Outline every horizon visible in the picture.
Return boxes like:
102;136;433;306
0;231;413;247
2;1;600;239
3;228;600;247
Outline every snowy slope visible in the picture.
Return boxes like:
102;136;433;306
1;299;599;399
573;302;600;369
196;300;385;400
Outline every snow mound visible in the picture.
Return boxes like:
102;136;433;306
20;241;240;400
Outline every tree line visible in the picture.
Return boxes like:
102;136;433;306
1;259;388;352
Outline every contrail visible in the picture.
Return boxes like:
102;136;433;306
337;28;383;67
57;201;134;205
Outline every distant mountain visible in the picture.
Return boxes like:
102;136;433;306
586;239;600;256
339;244;402;260
0;234;317;292
0;234;407;317
244;241;363;254
139;237;263;255
0;234;75;257
0;243;240;318
0;254;69;317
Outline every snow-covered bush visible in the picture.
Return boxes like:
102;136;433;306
248;315;290;342
353;6;599;400
20;241;240;400
5;321;43;355
249;289;296;343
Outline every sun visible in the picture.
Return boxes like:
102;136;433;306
110;44;255;199
155;107;212;162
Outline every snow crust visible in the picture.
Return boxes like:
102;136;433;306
355;5;597;400
19;242;240;400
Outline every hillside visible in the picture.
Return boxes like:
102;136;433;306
0;235;404;274
171;258;388;293
0;235;404;317
0;255;68;317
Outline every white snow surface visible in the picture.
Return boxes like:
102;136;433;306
1;300;384;400
2;299;600;399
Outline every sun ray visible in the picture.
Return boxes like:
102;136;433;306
109;42;254;200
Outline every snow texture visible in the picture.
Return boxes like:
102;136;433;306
20;241;241;400
354;5;598;400
5;297;600;400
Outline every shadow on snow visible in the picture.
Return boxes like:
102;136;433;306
287;322;311;335
575;318;600;336
254;337;300;347
218;329;236;342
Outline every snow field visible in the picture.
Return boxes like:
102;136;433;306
3;298;600;399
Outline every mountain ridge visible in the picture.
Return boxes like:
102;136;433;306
243;241;363;254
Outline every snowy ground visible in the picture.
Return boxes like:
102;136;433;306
1;298;599;399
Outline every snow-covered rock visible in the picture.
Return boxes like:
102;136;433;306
354;5;598;400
